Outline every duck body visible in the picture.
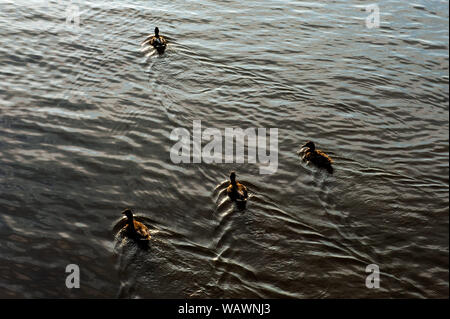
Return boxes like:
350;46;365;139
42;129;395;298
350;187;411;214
299;141;333;173
121;209;151;241
226;171;248;202
145;27;167;54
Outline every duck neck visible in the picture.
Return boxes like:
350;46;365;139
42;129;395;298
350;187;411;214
127;216;135;231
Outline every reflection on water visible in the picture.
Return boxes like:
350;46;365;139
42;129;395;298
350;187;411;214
0;0;448;298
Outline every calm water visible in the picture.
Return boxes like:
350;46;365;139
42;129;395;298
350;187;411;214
0;0;448;298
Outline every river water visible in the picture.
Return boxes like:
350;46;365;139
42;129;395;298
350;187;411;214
0;0;448;298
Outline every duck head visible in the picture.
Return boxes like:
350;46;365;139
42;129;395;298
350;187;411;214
154;27;159;37
230;171;237;185
302;141;315;151
121;208;134;220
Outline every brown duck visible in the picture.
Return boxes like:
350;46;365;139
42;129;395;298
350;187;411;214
143;27;167;54
227;171;248;202
298;141;333;173
121;208;151;240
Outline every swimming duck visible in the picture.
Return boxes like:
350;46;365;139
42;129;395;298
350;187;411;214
298;141;333;173
121;208;151;240
144;27;167;54
227;171;248;202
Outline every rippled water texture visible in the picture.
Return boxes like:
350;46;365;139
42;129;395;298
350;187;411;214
0;0;448;298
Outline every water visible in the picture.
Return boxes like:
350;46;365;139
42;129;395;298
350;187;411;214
0;0;448;298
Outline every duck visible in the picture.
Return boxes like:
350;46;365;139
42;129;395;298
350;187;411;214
298;141;333;173
143;27;167;54
226;171;248;202
120;208;151;240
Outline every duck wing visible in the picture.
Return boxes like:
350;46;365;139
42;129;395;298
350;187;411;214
158;36;167;45
151;36;167;48
236;183;248;200
134;221;151;240
141;35;155;45
227;183;247;201
316;150;333;164
226;183;233;195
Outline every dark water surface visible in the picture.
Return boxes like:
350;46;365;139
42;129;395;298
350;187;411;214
0;0;448;298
